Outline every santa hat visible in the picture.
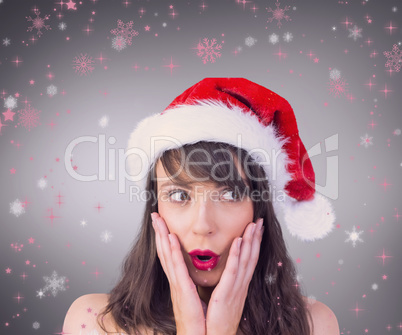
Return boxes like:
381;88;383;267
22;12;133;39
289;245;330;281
126;78;335;242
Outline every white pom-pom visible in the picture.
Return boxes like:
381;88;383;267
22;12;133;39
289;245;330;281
281;193;336;242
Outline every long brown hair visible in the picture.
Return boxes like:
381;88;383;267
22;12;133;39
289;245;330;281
97;141;314;335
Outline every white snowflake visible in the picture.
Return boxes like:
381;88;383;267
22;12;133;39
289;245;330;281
383;44;402;72
37;178;48;190
196;38;222;64
393;129;401;136
268;33;279;45
4;95;17;109
42;270;67;297
3;37;11;46
392;6;397;12
32;321;40;329
100;230;113;243
80;219;88;227
265;273;276;284
162;22;167;28
307;295;317;305
283;32;293;42
245;36;257;47
10;199;26;217
98;115;109;128
345;225;364;247
360;133;373;148
329;68;341;80
348;25;362;41
36;289;46;299
58;22;67;31
338;259;344;265
47;84;58;97
371;283;378;291
112;35;127;51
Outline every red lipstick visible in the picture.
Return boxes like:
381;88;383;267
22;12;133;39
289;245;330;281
188;249;220;271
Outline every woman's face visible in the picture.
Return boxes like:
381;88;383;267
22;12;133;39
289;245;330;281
155;157;254;288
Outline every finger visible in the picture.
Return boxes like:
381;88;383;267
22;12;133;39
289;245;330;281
233;221;257;292
168;233;197;291
152;213;177;284
242;218;264;287
211;235;242;299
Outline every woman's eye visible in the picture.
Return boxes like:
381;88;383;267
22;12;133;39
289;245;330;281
221;189;240;201
169;190;190;202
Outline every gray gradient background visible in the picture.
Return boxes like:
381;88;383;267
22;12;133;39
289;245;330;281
1;0;401;334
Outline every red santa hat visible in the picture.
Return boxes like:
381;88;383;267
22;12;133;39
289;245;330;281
126;78;335;242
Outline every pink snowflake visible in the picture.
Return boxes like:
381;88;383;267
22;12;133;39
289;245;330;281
17;104;41;131
328;78;349;98
383;44;402;72
110;20;139;45
266;0;291;28
26;9;51;37
72;53;95;76
196;38;222;64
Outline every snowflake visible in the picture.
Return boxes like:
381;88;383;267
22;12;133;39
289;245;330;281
265;273;276;284
383;44;402;72
4;95;17;109
245;36;257;47
3;37;10;46
36;289;46;299
371;283;378;291
100;230;113;243
32;321;40;330
42;270;67;297
266;0;291;28
72;53;95;76
345;225;364;247
307;295;317;305
112;35;127;51
37;178;48;190
329;68;341;80
17;104;41;131
393;128;401;136
80;219;88;227
268;33;279;45
10;199;26;217
110;19;139;45
162;22;167;28
283;31;293;42
360;133;373;148
26;10;51;37
348;25;362;41
328;78;348;97
196;38;222;64
58;22;67;31
98;115;109;128
47;84;58;97
338;259;344;265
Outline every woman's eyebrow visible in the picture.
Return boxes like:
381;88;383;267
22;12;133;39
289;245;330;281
159;180;194;189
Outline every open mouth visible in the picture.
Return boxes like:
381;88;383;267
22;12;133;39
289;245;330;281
196;255;213;261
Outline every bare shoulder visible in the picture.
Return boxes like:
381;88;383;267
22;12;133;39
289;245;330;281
63;293;153;335
302;296;340;335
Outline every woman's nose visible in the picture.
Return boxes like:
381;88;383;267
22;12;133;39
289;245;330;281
190;193;216;235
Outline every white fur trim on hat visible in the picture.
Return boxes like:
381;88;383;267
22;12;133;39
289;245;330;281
126;99;335;241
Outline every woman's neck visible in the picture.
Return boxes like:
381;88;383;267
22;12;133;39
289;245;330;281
197;285;216;305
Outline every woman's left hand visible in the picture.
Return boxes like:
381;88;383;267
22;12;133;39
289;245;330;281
205;217;264;335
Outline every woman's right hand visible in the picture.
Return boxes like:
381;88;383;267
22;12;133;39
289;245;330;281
151;212;206;335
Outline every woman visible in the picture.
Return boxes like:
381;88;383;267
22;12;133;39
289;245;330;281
63;78;340;335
